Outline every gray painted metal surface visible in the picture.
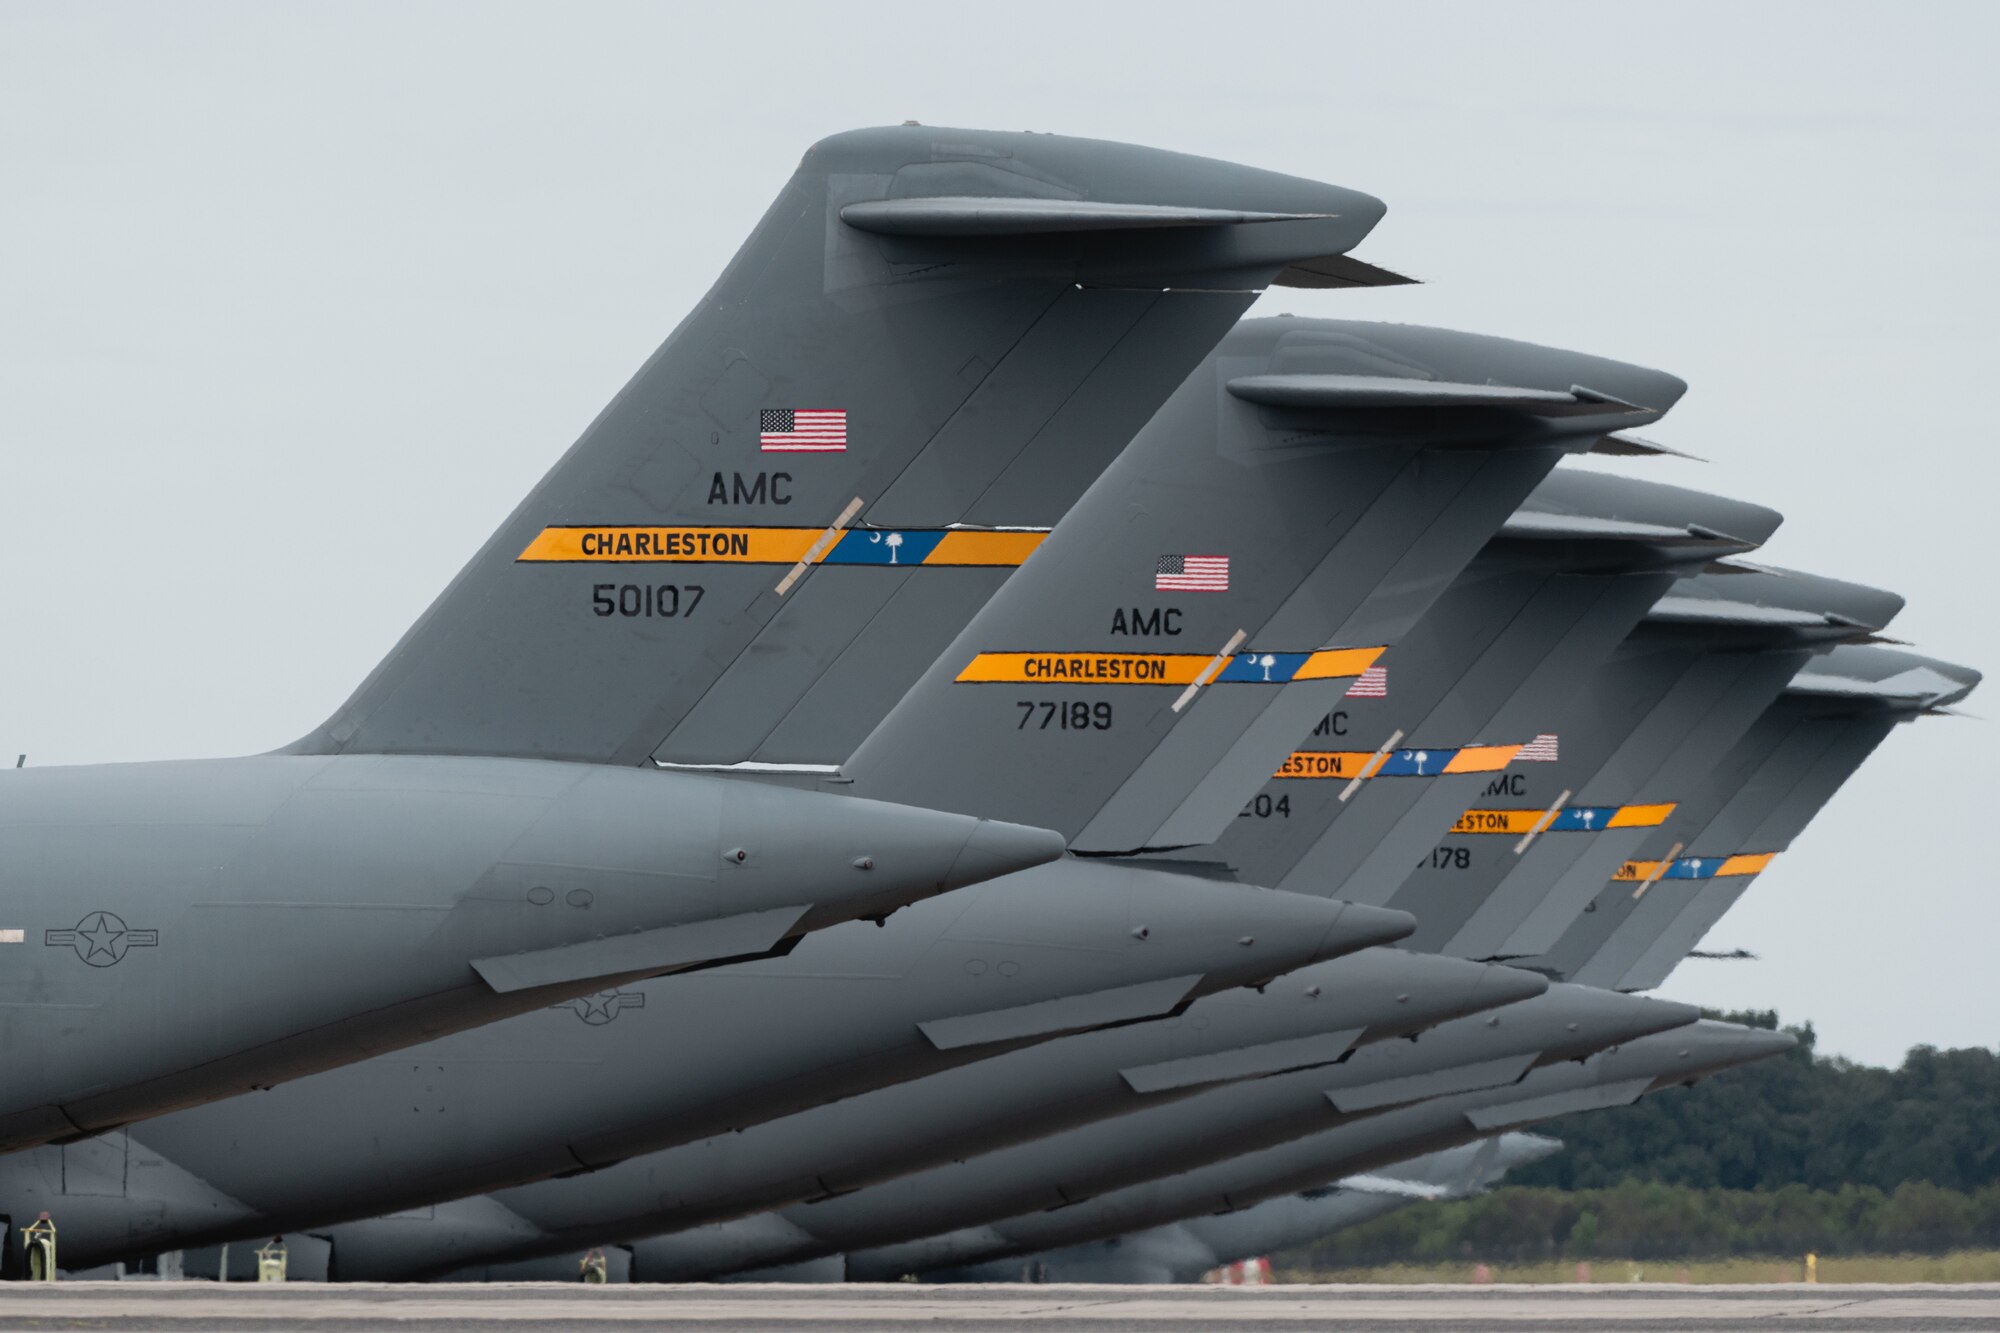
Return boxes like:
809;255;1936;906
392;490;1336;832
305;472;1782;1279
843;323;1684;848
292;127;1386;766
838;1021;1795;1280
1547;645;1979;988
0;757;1057;1153
315;950;1542;1280
925;1133;1562;1285
626;985;1694;1280
0;861;1396;1269
1;125;1397;1154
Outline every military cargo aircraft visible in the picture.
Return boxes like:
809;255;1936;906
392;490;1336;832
831;1020;1797;1281
1543;644;1981;989
847;651;1979;1284
918;1133;1565;1286
628;647;1970;1285
300;466;1782;1279
572;567;1906;1280
0;314;1692;1271
611;985;1698;1280
0;125;1399;1155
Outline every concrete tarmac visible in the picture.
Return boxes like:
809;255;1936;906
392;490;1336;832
5;1282;2000;1331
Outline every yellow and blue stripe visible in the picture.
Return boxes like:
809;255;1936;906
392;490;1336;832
956;647;1384;687
517;526;1046;567
1450;803;1677;836
1273;744;1522;781
1612;852;1776;882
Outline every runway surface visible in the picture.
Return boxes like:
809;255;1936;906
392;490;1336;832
6;1282;2000;1331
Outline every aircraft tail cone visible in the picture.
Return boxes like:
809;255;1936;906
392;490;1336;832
1516;985;1703;1063
1622;995;1704;1040
776;797;1065;938
1174;890;1414;1002
939;820;1070;895
1470;962;1554;1013
1315;901;1418;962
1670;1020;1799;1069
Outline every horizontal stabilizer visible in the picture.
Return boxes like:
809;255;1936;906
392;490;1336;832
1649;598;1848;629
1788;664;1980;710
1702;557;1783;575
1119;1028;1365;1094
1464;1077;1654;1131
1498;512;1756;552
839;196;1338;237
1646;567;1904;643
1496;471;1781;571
1227;374;1588;412
1274;253;1420;289
1591;432;1705;460
918;974;1205;1051
470;905;811;993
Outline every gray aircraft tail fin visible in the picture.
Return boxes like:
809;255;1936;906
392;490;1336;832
838;318;1685;846
1530;644;1977;988
1379;560;1901;959
288;127;1385;765
1213;469;1785;893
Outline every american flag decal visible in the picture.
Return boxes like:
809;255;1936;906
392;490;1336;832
1344;666;1388;698
1156;554;1229;592
760;408;847;453
1516;733;1560;762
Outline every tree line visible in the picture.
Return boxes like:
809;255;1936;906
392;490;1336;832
1277;1012;2000;1265
1513;1011;2000;1194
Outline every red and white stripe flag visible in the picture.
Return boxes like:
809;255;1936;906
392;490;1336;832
1344;666;1388;698
760;408;847;453
1515;733;1560;762
1205;1257;1273;1285
1156;554;1229;592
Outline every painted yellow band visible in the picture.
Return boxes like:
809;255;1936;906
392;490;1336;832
1611;851;1777;882
925;530;1048;566
1451;809;1546;836
957;652;1211;685
518;526;823;563
516;526;1046;566
1272;751;1374;780
956;646;1386;686
1607;802;1678;828
1442;744;1523;774
1271;742;1524;781
1294;646;1388;680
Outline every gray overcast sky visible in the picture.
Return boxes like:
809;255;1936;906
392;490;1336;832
1;1;1991;1066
